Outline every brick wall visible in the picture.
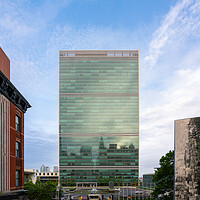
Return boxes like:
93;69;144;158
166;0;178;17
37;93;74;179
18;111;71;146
10;102;24;190
0;47;10;80
0;48;26;192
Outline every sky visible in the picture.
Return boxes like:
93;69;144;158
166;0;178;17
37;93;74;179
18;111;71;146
1;0;200;176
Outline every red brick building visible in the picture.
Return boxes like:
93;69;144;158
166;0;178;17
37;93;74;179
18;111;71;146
0;47;31;194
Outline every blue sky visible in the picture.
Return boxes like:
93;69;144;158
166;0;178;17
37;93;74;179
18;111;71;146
1;0;200;175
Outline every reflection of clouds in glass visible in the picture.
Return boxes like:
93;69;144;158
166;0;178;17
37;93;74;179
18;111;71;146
117;137;139;149
60;97;139;134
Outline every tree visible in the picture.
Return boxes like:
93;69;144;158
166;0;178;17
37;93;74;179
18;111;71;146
68;177;74;186
24;179;62;200
116;176;120;186
121;176;125;186
112;176;116;185
132;177;138;186
152;150;174;200
97;177;102;186
102;177;107;186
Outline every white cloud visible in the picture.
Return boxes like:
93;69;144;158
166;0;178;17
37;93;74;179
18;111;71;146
48;25;140;51
0;1;34;37
144;0;200;69
1;0;200;176
9;24;140;170
140;67;200;174
140;0;200;175
0;0;73;38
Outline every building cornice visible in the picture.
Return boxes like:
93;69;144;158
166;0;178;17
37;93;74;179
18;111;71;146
0;70;31;113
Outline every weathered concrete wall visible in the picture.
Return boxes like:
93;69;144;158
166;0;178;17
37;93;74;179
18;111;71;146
175;117;200;200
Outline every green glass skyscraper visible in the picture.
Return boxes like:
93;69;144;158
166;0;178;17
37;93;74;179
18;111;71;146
59;50;139;184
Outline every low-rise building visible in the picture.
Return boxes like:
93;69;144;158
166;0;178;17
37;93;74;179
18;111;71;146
143;174;155;189
24;169;36;184
36;172;59;183
24;170;59;184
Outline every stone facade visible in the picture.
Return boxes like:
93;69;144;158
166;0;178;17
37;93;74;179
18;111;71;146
175;117;200;200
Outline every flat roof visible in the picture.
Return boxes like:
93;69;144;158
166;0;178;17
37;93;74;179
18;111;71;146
174;116;200;122
59;50;139;57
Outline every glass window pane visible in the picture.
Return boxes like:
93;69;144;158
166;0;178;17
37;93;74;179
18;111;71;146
16;170;20;187
16;115;21;132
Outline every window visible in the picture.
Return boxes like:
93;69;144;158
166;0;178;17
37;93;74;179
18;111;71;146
16;170;20;187
16;142;20;158
16;115;20;132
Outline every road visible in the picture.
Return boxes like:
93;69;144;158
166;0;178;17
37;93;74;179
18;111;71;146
62;187;152;200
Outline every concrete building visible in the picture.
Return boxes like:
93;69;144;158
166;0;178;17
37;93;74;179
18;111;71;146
40;165;51;173
24;169;36;184
53;166;59;172
46;167;50;172
0;48;31;194
24;170;59;184
59;50;139;184
175;117;200;199
142;174;155;189
40;165;46;172
36;172;59;183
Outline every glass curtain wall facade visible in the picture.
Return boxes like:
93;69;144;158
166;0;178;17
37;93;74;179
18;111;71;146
59;50;139;184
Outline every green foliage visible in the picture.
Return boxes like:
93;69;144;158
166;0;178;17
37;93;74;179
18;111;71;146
62;177;74;186
24;179;62;200
97;177;103;186
132;177;138;186
68;177;74;186
152;150;174;199
97;176;127;186
116;177;120;186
